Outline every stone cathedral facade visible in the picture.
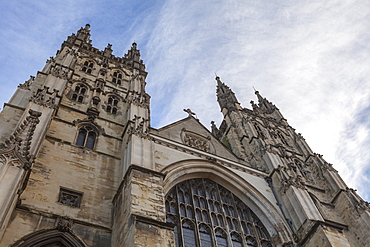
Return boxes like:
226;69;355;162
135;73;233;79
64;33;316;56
0;24;369;247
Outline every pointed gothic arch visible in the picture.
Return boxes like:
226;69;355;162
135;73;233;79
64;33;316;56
73;117;103;150
161;159;294;246
12;229;86;247
105;94;120;115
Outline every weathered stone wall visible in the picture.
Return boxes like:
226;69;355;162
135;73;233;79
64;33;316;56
0;106;24;144
1;208;111;246
1;98;122;245
333;190;370;247
303;225;351;247
112;166;174;246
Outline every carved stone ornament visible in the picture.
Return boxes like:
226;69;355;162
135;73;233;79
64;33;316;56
56;216;73;232
128;115;150;139
51;65;70;80
0;109;42;170
276;164;306;193
126;91;150;108
293;159;315;185
73;116;103;135
31;86;59;108
181;129;214;153
95;79;105;92
346;188;370;215
18;75;35;89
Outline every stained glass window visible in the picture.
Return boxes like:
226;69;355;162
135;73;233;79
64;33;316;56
165;178;272;247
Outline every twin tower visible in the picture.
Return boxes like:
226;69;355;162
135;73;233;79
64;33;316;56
0;24;368;247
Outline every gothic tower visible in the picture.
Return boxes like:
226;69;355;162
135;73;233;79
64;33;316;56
0;25;368;247
213;77;370;246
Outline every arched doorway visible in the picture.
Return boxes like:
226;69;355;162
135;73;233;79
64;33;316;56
12;229;86;247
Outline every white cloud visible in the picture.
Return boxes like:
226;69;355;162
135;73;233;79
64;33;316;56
140;0;370;200
0;0;369;201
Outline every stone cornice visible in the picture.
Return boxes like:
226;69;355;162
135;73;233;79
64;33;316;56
150;134;268;179
15;205;112;232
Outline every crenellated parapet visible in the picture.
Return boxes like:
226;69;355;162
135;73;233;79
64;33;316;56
61;25;146;75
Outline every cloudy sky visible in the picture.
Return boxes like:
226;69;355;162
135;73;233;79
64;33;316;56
1;1;369;201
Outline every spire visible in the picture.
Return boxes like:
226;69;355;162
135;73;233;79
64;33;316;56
126;42;141;62
76;24;92;44
64;24;92;47
124;42;146;71
216;76;241;113
250;90;286;123
104;43;113;56
253;90;277;114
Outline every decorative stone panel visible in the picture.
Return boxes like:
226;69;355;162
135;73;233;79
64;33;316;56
181;128;214;153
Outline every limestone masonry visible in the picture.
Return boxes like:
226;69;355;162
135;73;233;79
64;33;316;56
0;24;369;247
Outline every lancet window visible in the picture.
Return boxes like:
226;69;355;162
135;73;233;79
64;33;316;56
165;178;272;247
277;132;288;145
112;71;123;85
82;60;94;74
106;95;119;115
76;125;97;149
254;124;264;138
71;84;87;103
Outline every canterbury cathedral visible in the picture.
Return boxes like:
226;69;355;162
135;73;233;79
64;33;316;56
0;24;369;247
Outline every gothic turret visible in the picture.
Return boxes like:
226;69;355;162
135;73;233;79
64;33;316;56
250;90;286;123
76;24;91;43
63;24;92;48
216;76;241;114
124;42;146;71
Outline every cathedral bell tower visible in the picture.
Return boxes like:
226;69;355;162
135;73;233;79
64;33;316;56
0;24;157;247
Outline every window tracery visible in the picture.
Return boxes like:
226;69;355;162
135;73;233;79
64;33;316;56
277;131;288;145
254;124;265;139
106;95;119;115
58;187;83;208
166;178;272;247
71;84;87;103
112;71;123;85
81;60;94;74
75;125;97;149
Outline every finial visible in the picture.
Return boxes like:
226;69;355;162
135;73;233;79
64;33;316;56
253;87;260;95
85;24;90;30
184;108;196;118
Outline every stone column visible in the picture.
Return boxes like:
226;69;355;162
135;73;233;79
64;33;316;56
112;165;174;247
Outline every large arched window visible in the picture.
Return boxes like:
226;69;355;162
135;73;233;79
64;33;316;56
75;125;97;149
165;178;272;247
